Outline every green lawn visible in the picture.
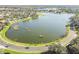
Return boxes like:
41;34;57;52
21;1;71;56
0;13;71;54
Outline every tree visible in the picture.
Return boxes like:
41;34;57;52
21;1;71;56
66;38;79;54
66;44;79;54
41;44;68;54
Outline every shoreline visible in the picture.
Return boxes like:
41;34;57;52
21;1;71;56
0;13;77;53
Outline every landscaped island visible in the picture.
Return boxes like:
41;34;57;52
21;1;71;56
0;5;78;54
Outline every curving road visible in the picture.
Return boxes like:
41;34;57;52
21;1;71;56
0;37;49;53
59;30;77;46
0;30;77;53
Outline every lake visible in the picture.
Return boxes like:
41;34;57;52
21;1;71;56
5;13;73;44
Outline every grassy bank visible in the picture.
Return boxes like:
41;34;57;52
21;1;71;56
0;23;70;47
0;13;72;53
0;13;57;47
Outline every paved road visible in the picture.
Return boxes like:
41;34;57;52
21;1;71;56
59;30;77;46
0;30;77;53
0;38;49;53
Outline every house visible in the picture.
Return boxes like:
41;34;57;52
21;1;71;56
0;22;4;31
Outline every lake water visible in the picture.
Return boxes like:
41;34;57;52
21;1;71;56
5;13;73;44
